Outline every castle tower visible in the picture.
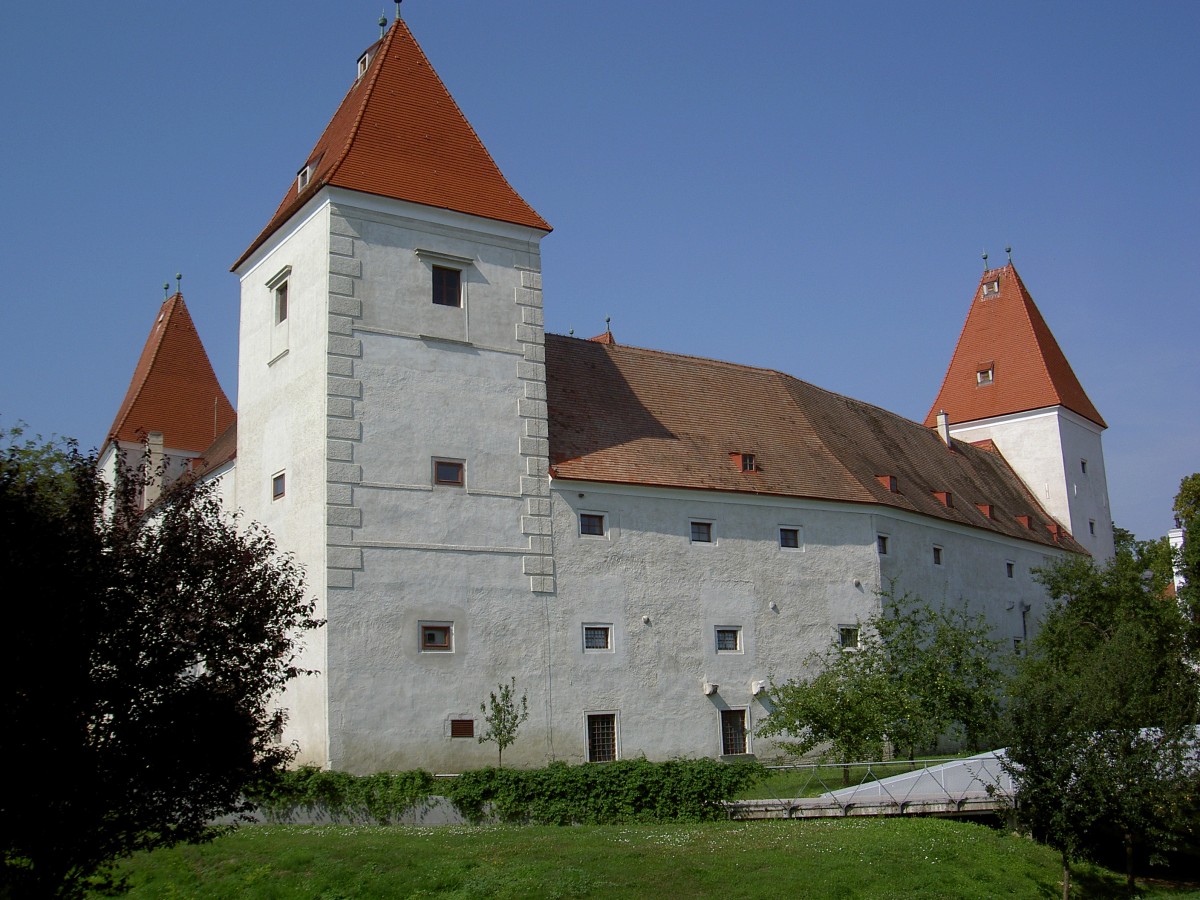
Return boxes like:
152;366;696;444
231;15;552;770
925;263;1114;560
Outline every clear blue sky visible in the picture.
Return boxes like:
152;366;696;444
1;1;1195;541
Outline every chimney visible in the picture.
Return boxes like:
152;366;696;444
936;410;952;446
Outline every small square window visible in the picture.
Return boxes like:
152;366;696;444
433;459;464;487
876;534;889;555
272;472;286;500
838;625;860;650
432;265;462;307
580;513;606;537
740;453;756;472
420;623;453;652
274;281;289;324
587;713;617;762
690;521;713;544
982;279;1000;296
449;718;474;738
977;367;994;385
932;545;944;566
779;527;801;549
715;627;742;653
583;624;612;652
1006;560;1015;579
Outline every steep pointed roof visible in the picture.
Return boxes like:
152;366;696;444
924;263;1105;429
234;17;549;270
106;294;236;454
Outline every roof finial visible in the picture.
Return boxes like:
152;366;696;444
981;250;989;271
176;273;183;295
1005;245;1013;264
163;282;170;300
605;316;612;335
569;329;575;336
394;0;402;21
379;9;387;36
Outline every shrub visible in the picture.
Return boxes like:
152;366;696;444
249;767;437;824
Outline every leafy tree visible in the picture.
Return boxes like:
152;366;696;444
0;434;322;898
478;677;529;767
759;590;1003;780
1174;473;1200;650
1003;548;1200;897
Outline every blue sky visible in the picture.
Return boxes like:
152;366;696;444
1;1;1195;541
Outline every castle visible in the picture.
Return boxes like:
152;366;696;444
101;15;1113;772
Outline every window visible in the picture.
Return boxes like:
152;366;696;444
587;713;617;762
740;453;756;472
779;527;801;549
720;709;748;756
357;51;370;79
982;279;1000;296
450;718;474;738
1089;519;1096;535
932;545;943;566
274;280;289;324
838;625;860;650
432;265;462;307
690;520;713;544
1006;560;1015;579
272;471;286;500
420;623;453;652
579;513;606;537
1080;459;1088;475
583;624;612;652
1013;638;1025;655
296;165;311;191
876;534;889;555
977;367;994;385
433;459;464;487
715;627;742;654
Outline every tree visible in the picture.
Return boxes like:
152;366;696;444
1003;548;1200;897
0;434;322;898
759;589;1003;781
1174;473;1200;651
478;677;529;767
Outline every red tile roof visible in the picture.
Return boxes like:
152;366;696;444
547;334;1083;552
190;420;238;479
925;263;1105;429
105;294;236;455
234;17;549;270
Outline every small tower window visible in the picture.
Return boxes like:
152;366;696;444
982;279;1000;297
1080;459;1088;475
357;51;371;79
977;366;994;385
272;471;286;500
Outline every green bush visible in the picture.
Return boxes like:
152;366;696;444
445;758;763;825
248;767;437;824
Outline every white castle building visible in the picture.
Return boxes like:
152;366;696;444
103;15;1113;772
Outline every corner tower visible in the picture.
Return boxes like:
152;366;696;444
232;15;552;770
926;263;1114;560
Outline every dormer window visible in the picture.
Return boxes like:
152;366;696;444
296;165;312;191
982;279;1000;297
740;453;756;472
876;474;898;493
933;491;953;508
977;366;994;385
357;51;371;79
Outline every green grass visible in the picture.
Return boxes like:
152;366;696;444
736;759;958;800
96;819;1200;899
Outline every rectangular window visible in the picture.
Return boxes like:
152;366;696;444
433;459;465;487
838;625;860;650
420;623;453;652
449;718;474;738
932;545;944;566
587;713;617;762
1080;459;1088;475
779;527;801;549
583;624;612;652
720;709;748;756
690;520;713;544
715;627;742;653
432;265;462;307
272;472;286;500
982;279;1000;296
274;280;289;324
1089;519;1096;535
876;534;889;555
579;513;606;536
740;453;756;472
977;367;994;385
1006;560;1015;578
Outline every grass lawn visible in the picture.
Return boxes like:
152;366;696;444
99;818;1200;899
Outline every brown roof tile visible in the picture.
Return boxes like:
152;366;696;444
925;263;1105;428
106;294;236;455
547;334;1084;553
234;17;549;270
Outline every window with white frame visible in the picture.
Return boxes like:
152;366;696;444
838;625;860;650
586;712;618;762
419;622;453;653
579;512;606;537
690;520;713;544
715;626;742;654
582;623;613;652
271;471;286;500
720;708;749;755
779;526;802;550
